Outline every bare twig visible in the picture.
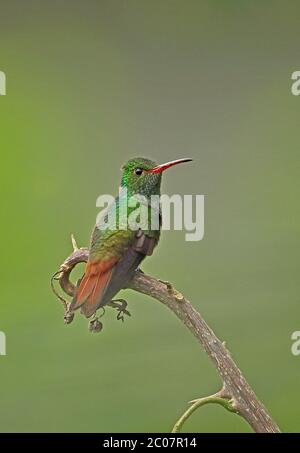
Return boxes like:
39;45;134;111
172;393;237;433
51;236;280;433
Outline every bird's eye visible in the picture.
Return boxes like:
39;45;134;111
134;168;143;176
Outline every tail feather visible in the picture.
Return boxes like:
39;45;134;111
80;270;112;317
70;258;117;317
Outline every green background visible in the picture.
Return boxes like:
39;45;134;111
0;0;299;433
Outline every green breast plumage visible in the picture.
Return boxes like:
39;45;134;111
89;194;160;263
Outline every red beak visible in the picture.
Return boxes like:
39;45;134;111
148;158;192;174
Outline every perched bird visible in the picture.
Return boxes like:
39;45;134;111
70;157;192;319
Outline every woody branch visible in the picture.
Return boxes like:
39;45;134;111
52;236;280;433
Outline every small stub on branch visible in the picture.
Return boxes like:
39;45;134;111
159;279;184;301
71;234;78;251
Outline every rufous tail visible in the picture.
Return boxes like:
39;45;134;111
70;258;117;317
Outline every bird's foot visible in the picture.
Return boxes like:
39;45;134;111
107;299;131;322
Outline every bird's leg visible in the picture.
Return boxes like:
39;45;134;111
107;299;131;322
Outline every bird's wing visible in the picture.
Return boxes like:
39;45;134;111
70;227;157;318
98;231;157;310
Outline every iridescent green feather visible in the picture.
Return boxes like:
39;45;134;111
89;157;162;263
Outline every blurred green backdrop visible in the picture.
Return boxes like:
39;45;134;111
0;0;299;433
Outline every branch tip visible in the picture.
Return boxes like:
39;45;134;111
71;234;78;251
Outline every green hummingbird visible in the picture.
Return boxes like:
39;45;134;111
70;157;192;318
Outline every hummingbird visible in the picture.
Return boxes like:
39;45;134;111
70;157;192;319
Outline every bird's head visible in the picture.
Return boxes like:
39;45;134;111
120;157;192;197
